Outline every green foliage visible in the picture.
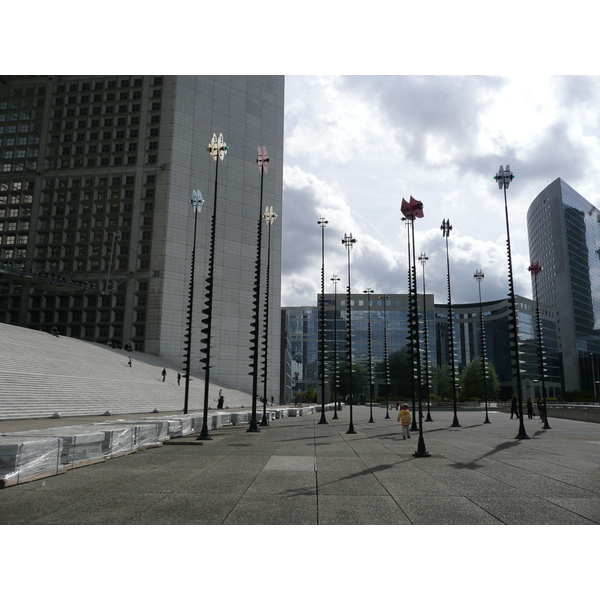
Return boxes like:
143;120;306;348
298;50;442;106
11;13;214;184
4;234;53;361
375;348;413;398
334;362;368;398
305;387;316;402
459;357;500;400
433;364;454;399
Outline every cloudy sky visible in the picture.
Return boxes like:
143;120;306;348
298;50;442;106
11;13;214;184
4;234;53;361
281;74;600;308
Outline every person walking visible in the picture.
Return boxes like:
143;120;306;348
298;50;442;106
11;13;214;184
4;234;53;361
162;368;166;382
397;403;412;439
177;372;181;386
510;395;519;419
536;396;544;421
217;389;224;410
537;396;546;422
526;396;534;419
128;357;132;368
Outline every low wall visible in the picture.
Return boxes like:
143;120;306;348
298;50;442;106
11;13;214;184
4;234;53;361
497;403;600;424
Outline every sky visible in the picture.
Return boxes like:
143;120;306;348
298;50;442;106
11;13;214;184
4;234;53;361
281;74;600;308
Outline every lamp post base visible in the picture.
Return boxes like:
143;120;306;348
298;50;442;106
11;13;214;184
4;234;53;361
196;427;212;441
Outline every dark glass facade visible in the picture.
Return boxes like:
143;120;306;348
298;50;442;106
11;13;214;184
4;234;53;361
527;178;600;392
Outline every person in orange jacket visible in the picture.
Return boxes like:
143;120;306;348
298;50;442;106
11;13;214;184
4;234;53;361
397;403;411;439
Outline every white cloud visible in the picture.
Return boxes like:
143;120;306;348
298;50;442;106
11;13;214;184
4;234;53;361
282;75;600;309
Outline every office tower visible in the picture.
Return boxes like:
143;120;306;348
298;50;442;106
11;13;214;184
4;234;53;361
0;75;284;397
283;293;436;401
527;177;600;392
435;295;561;399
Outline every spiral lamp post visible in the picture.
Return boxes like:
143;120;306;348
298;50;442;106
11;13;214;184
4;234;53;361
331;274;341;420
364;287;375;423
183;189;204;415
318;217;329;424
529;261;551;430
474;269;491;424
260;205;277;427
379;294;391;419
495;165;528;440
419;252;433;422
441;218;460;428
198;134;227;441
343;233;357;434
248;145;269;433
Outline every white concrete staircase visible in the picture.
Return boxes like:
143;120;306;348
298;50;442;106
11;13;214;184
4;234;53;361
0;322;252;421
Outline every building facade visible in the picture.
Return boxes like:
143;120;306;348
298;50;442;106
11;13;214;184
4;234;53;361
0;75;284;397
435;295;561;400
282;292;559;402
527;178;600;392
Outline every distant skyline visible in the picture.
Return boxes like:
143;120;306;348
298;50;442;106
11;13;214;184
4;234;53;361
281;75;600;308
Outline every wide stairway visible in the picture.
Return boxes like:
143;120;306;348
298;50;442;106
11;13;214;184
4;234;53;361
0;322;252;421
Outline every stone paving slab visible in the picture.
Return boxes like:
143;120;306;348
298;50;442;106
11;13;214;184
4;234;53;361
1;407;600;526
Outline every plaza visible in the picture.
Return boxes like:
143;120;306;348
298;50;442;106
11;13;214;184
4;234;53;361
2;405;599;525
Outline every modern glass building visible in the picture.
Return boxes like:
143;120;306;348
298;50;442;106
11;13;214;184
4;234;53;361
435;295;561;399
283;293;437;401
282;291;560;402
0;75;284;397
527;178;600;392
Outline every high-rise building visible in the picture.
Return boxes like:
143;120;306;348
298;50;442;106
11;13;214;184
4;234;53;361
435;295;561;399
527;178;600;392
0;75;284;397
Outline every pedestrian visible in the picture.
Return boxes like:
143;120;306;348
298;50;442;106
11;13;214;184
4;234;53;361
162;368;166;382
397;403;411;439
50;326;59;337
217;389;224;409
177;373;181;386
271;395;274;405
526;396;534;419
537;396;546;422
510;395;519;419
128;357;132;368
537;396;544;421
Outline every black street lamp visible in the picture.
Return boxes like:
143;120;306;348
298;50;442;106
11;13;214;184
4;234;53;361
401;197;424;432
260;206;277;427
248;145;269;433
474;269;491;424
419;252;433;422
441;218;460;427
198;134;228;441
318;217;329;424
342;232;357;434
364;287;375;423
183;189;204;415
529;261;551;430
331;274;341;420
379;294;391;419
495;165;528;439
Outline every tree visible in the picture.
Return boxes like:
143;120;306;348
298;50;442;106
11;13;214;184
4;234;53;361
433;364;454;399
336;362;368;399
459;357;500;399
377;348;412;398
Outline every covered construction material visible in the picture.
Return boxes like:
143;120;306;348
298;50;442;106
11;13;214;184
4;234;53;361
0;436;66;488
1;428;106;468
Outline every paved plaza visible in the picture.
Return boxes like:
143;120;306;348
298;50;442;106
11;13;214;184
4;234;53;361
2;406;600;525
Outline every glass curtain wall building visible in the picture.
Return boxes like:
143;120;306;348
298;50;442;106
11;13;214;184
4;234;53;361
435;295;561;399
283;292;559;402
0;75;284;397
282;293;435;399
527;178;600;392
